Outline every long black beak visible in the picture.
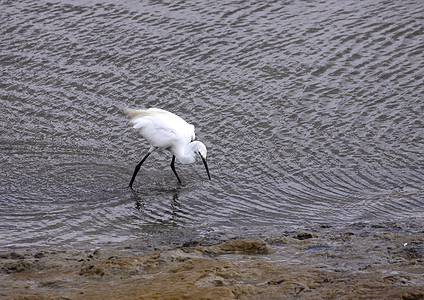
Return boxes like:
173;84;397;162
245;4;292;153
199;153;211;180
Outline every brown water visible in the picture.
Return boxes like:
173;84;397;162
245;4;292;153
1;0;423;250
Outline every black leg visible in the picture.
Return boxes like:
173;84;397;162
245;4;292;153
129;152;151;190
170;155;182;184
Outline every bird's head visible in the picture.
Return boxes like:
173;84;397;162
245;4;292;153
196;142;207;160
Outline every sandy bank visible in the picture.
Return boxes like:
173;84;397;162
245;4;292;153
1;222;424;299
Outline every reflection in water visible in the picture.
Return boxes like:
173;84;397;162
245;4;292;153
133;192;144;211
172;186;181;203
171;187;182;225
132;185;182;226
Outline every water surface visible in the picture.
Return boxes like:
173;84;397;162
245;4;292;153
1;0;423;250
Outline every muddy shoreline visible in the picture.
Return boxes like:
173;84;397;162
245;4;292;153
1;220;424;299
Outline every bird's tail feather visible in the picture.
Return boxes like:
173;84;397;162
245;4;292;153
123;107;149;121
124;107;170;121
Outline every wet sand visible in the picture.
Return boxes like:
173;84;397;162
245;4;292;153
1;221;424;299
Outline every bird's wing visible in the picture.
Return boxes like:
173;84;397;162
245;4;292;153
189;124;196;141
125;108;195;149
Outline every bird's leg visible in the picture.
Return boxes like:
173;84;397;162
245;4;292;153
170;155;182;185
129;148;154;190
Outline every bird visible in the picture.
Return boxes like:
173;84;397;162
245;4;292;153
124;107;211;189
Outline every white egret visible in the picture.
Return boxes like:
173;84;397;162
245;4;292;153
124;108;211;189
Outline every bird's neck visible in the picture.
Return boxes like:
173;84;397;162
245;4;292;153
174;142;198;164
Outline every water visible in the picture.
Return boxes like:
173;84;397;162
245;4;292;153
1;0;423;250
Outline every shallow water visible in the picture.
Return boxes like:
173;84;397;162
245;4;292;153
1;0;423;250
